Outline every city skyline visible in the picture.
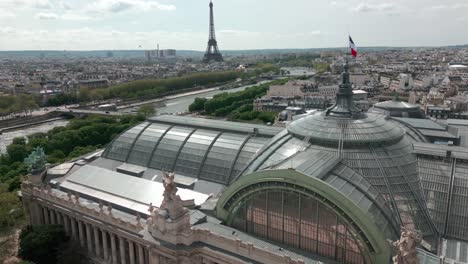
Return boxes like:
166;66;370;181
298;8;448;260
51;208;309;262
0;0;468;51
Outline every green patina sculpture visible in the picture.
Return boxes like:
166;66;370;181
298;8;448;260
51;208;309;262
24;147;47;174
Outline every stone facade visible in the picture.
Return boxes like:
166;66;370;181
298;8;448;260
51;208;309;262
21;181;306;264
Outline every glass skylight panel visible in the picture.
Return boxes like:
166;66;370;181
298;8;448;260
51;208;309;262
104;122;149;161
127;124;171;166
149;127;194;171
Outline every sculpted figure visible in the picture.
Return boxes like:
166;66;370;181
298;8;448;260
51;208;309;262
392;227;422;264
24;147;47;174
158;172;186;220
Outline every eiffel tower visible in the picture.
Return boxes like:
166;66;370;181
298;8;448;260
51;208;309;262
203;1;223;63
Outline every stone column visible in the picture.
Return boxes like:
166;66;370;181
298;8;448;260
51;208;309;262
30;202;43;225
149;249;160;264
62;214;70;235
111;234;118;263
120;236;127;264
102;229;109;261
56;212;62;225
129;241;135;264
71;217;77;239
78;220;85;248
85;223;93;253
137;244;144;264
43;207;49;224
93;226;101;257
50;210;56;224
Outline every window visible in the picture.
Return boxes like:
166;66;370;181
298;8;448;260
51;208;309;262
232;189;369;264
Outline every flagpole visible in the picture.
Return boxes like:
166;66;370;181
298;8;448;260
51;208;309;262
346;33;350;68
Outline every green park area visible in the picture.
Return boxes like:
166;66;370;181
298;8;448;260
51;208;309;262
0;114;145;263
189;79;288;124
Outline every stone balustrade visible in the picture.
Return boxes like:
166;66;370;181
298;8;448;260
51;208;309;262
193;229;306;264
22;181;144;233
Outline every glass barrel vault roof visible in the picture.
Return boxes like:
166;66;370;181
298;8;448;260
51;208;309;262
102;118;270;185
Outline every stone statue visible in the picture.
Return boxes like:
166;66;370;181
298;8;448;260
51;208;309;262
148;172;191;240
24;147;47;175
392;227;422;264
136;213;142;227
161;172;176;206
159;172;186;220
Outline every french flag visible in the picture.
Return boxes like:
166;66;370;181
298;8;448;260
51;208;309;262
349;36;357;57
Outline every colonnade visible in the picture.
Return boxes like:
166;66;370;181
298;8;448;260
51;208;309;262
40;205;150;264
32;202;232;264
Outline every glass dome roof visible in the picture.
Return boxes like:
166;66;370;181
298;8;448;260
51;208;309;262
287;112;405;146
237;61;438;246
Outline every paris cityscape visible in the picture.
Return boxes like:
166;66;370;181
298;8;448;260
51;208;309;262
1;1;468;264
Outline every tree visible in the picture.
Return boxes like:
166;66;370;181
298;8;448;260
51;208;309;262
12;137;27;145
0;94;38;117
6;143;29;163
0;184;23;228
78;87;90;103
188;97;207;112
138;105;156;118
19;225;68;264
313;62;331;74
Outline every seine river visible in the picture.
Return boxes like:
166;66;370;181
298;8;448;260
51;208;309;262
121;81;269;114
0;81;266;153
156;87;246;114
0;120;70;154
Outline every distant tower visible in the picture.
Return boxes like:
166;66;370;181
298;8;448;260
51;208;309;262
203;1;223;63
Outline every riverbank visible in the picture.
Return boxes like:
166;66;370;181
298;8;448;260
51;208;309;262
0;120;70;154
0;117;65;134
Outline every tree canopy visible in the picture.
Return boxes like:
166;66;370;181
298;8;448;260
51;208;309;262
0;115;144;192
88;71;241;101
19;225;68;264
0;94;38;117
189;79;287;124
0;183;23;230
138;105;156;118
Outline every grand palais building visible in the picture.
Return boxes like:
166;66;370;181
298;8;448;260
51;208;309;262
22;64;468;264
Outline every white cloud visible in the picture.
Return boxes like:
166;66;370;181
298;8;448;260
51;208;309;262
32;0;53;9
35;12;58;20
6;0;54;9
0;28;205;50
0;27;17;34
329;1;347;8
34;11;93;21
427;3;468;11
353;3;396;13
218;30;259;36
0;10;16;18
87;0;176;13
61;13;93;21
57;1;72;10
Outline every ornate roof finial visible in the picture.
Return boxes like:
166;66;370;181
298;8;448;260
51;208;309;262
325;59;362;119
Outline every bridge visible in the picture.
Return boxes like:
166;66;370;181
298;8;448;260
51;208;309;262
55;109;126;118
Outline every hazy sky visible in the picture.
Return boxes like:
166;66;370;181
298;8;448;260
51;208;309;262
0;0;467;50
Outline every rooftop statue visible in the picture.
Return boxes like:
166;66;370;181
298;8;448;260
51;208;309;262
392;227;422;264
159;171;187;220
148;171;191;240
24;147;47;175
